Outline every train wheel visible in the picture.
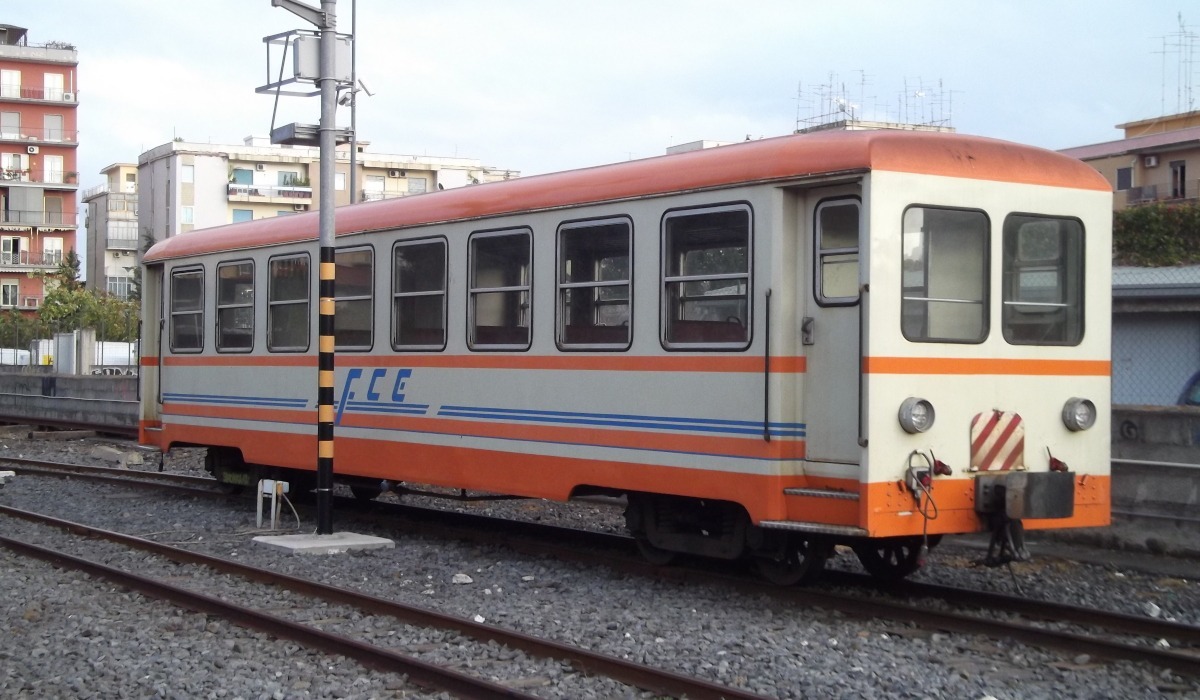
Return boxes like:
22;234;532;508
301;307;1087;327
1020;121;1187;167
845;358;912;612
852;536;935;581
635;535;677;566
754;537;829;586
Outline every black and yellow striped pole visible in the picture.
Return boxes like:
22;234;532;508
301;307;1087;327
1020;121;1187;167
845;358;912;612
315;0;338;535
316;245;335;534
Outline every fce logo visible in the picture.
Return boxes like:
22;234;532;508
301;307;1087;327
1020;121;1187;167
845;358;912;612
335;368;413;424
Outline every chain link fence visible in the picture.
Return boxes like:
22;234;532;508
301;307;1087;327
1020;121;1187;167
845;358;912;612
0;307;139;375
1113;265;1200;407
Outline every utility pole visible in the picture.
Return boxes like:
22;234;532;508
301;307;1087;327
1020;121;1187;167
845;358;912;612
269;0;339;535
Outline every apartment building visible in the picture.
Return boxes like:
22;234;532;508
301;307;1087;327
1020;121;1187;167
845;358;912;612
137;136;517;244
0;24;78;311
1060;110;1200;211
81;163;139;298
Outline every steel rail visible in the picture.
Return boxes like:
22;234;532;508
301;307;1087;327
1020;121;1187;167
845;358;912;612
0;534;535;700
0;505;772;700
0;457;218;492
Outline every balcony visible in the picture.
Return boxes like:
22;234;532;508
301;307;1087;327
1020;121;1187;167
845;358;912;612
0;209;75;226
227;183;312;204
0;251;62;270
0;295;43;311
361;190;408;202
0;126;78;145
0;169;79;187
106;235;138;251
0;85;77;103
1125;180;1199;207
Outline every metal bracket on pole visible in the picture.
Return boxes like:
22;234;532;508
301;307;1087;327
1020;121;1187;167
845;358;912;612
271;0;332;29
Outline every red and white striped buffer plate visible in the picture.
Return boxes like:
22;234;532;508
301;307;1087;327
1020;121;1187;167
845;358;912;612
970;411;1025;472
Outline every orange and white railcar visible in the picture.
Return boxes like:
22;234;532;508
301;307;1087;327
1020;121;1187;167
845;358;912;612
139;129;1111;582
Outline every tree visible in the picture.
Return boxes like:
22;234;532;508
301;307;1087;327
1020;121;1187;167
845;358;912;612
54;249;83;292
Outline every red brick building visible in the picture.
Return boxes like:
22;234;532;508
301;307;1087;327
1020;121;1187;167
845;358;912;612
0;24;77;311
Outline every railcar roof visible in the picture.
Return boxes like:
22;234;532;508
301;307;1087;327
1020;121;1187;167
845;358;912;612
143;129;1110;263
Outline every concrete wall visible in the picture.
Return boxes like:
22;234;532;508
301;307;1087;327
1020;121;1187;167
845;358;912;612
0;371;137;432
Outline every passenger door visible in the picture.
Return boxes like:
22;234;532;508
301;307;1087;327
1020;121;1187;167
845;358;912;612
802;196;863;465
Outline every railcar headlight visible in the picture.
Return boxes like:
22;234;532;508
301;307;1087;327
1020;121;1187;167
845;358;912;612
1062;397;1096;432
898;397;935;434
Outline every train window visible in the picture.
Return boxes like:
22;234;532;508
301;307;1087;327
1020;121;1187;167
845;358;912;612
901;206;989;343
268;254;309;351
557;219;631;349
216;261;254;352
816;200;860;304
469;230;532;350
392;239;447;350
169;268;204;352
661;206;751;348
335;247;374;350
1002;215;1084;345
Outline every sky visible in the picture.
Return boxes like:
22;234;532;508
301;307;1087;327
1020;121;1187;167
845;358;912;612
8;1;1199;190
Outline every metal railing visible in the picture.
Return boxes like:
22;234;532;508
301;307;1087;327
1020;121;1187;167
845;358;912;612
0;126;77;143
0;210;74;225
0;169;78;185
361;190;409;202
0;86;76;102
1125;179;1200;206
0;251;63;268
226;183;312;200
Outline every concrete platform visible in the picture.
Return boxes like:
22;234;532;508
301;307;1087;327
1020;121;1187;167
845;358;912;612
252;531;395;555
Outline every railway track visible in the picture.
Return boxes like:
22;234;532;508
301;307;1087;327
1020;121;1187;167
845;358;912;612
0;503;774;700
4;458;1200;682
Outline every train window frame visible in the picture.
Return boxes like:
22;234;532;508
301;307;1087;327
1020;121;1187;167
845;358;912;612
555;217;633;351
900;205;990;344
1001;213;1085;346
215;259;254;353
169;266;205;353
267;253;310;352
334;246;375;351
468;228;533;351
391;237;448;351
814;198;861;306
660;203;752;351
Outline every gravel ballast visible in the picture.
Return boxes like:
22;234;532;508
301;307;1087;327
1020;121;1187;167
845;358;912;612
1;432;1198;699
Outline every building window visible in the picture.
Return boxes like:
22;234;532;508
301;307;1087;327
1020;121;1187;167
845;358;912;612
1002;215;1084;346
335;172;346;191
170;268;204;352
216;261;254;351
268;254;309;351
181;206;194;225
661;205;751;348
44;73;64;101
42;238;63;266
107;276;134;300
232;209;253;223
558;218;631;349
44;155;64;183
181;164;194;184
0;281;17;307
392;239;446;349
335;247;373;349
901;206;989;343
1171;160;1188;199
407;177;427;195
278;171;301;186
469;230;532;349
1;235;24;265
1116;167;1132;191
815;199;860;304
231;168;253;185
0;70;19;99
0;112;18;139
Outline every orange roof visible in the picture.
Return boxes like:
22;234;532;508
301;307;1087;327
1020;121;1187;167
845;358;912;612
144;129;1111;263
